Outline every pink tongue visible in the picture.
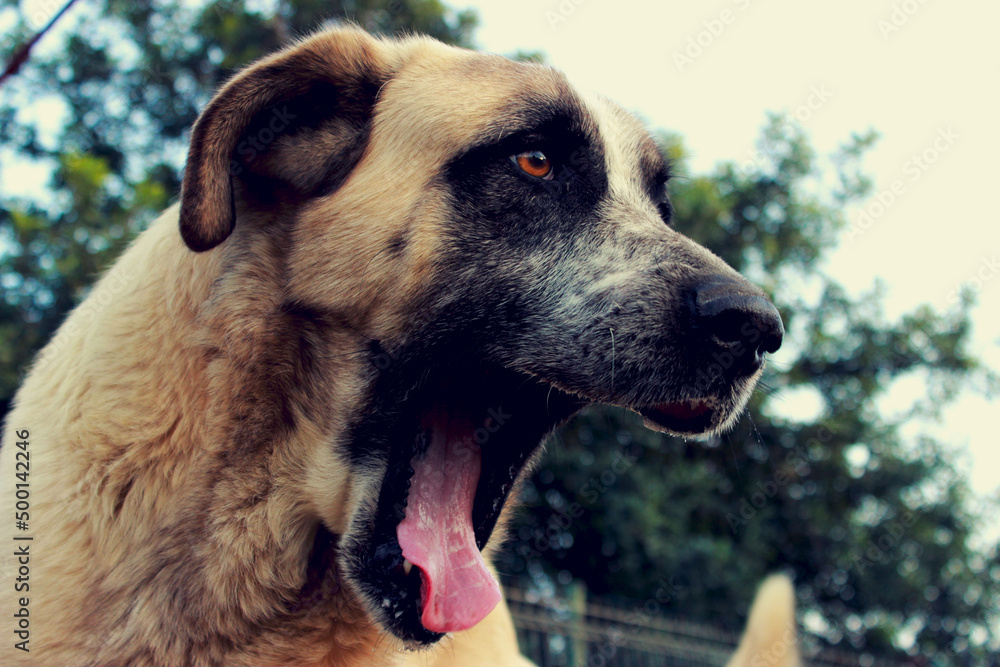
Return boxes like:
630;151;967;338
396;411;502;633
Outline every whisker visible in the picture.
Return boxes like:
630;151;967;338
362;245;393;282
725;431;743;480
609;327;616;396
314;348;370;360
372;628;390;654
746;412;774;467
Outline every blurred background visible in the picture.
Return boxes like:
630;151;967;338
1;0;997;664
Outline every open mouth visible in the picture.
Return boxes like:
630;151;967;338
637;398;719;435
344;363;734;645
345;364;583;644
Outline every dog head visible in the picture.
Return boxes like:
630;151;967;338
180;26;782;647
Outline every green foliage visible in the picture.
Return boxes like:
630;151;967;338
509;49;546;64
2;2;996;663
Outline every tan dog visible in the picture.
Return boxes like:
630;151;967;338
1;27;785;665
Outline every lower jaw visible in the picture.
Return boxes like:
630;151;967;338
349;366;732;642
637;398;721;435
347;365;582;644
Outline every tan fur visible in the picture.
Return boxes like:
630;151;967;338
0;202;529;665
726;575;801;667
0;26;792;666
0;27;551;666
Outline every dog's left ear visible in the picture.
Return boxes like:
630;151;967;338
179;28;390;252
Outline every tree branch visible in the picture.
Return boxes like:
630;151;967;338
0;0;82;87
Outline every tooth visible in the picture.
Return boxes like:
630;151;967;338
403;559;413;576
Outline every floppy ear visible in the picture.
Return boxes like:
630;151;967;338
179;28;389;252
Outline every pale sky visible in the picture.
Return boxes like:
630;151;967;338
463;0;1000;509
5;0;998;505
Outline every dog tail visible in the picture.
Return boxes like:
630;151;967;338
726;574;801;667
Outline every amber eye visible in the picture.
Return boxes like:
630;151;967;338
511;150;554;180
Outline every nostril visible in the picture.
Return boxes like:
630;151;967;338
704;308;750;347
694;277;784;362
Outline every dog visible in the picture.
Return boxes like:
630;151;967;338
1;26;785;665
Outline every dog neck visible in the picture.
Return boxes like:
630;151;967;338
25;205;405;664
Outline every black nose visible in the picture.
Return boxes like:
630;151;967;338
694;276;784;370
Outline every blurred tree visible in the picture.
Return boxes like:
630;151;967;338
501;121;999;663
2;2;997;663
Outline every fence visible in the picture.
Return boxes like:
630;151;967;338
507;587;911;667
